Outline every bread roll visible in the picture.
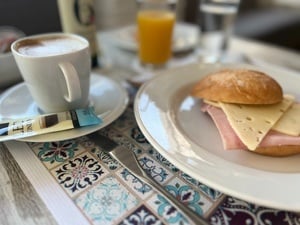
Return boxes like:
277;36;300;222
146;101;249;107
191;69;283;104
255;145;300;157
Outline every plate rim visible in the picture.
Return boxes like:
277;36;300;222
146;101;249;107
134;62;300;211
0;73;129;142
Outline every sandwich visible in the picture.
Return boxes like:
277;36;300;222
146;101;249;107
191;68;300;157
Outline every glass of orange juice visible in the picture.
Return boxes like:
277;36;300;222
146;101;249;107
136;0;176;68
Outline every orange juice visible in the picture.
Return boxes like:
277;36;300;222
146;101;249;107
137;10;175;65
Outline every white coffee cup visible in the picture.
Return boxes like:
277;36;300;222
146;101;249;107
11;33;91;113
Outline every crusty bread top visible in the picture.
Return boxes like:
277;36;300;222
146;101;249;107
191;69;283;104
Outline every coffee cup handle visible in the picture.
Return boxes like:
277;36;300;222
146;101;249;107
58;62;81;102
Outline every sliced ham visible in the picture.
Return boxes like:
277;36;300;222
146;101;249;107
201;103;300;150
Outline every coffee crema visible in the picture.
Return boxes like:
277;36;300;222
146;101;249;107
15;36;86;57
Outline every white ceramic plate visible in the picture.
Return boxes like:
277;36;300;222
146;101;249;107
113;23;199;53
134;63;300;211
0;73;129;142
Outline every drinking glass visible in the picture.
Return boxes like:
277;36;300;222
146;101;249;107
131;0;176;85
197;0;240;63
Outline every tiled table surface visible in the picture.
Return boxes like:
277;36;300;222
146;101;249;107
1;31;300;225
5;92;300;225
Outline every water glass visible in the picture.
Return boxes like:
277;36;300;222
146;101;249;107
198;0;240;62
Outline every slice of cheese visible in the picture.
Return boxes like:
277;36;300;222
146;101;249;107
204;98;300;136
272;103;300;136
220;95;294;151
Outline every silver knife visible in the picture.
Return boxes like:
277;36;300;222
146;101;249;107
88;132;210;225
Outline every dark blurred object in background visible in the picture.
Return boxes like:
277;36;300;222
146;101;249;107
235;0;300;52
0;0;62;35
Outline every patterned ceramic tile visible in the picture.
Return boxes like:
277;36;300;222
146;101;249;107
117;167;153;199
79;136;100;151
115;154;174;200
180;172;223;201
147;148;179;173
31;139;86;169
130;126;150;144
138;154;174;185
166;177;212;216
100;128;144;155
76;175;139;225
91;147;120;171
146;176;213;224
147;193;189;225
119;204;164;225
210;196;300;225
88;141;120;171
51;152;108;197
124;126;154;152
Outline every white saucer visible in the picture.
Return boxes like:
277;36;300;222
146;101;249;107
128;54;198;86
0;73;129;142
113;23;199;53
